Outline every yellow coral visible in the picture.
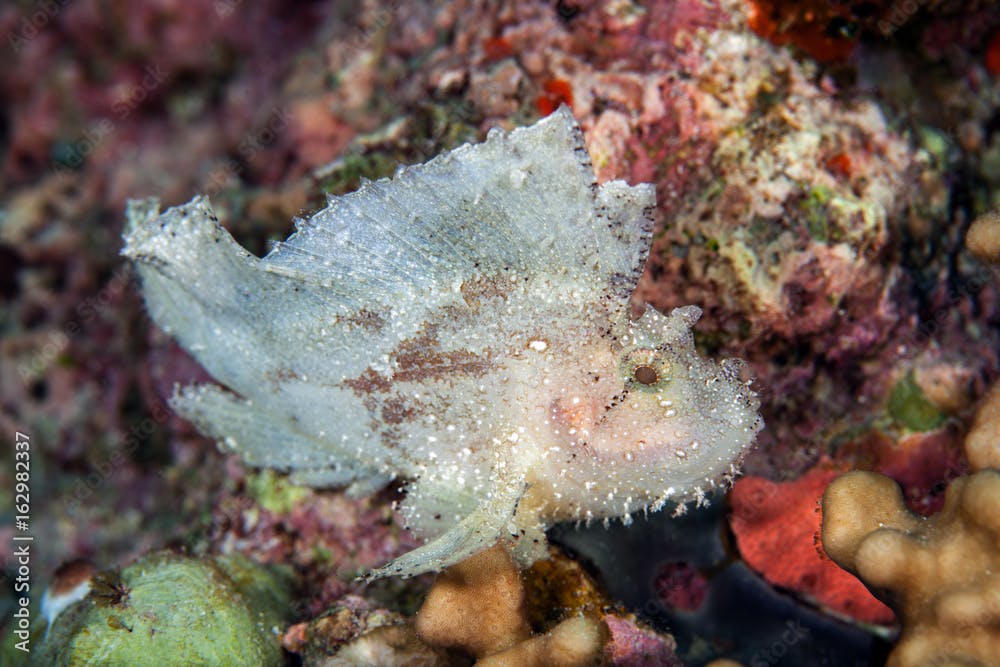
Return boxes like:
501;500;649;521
414;545;531;657
414;544;606;666
966;381;1000;471
966;209;1000;264
476;616;607;667
822;470;1000;667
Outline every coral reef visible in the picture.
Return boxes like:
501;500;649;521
28;551;292;667
3;0;1000;662
823;470;1000;666
282;544;680;665
414;545;607;666
281;595;454;666
413;544;682;666
207;470;420;617
746;0;861;62
312;624;449;667
747;0;1000;65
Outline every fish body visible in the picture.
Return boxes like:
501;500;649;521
123;108;762;578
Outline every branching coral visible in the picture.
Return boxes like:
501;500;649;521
822;470;1000;667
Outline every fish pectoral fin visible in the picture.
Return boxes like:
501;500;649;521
509;519;549;568
361;472;527;581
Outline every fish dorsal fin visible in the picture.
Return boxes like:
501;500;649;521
261;106;655;307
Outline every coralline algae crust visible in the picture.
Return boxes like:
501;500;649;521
123;108;762;578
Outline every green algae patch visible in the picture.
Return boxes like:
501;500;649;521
246;469;311;514
888;371;945;432
802;184;834;241
320;151;398;196
31;551;292;667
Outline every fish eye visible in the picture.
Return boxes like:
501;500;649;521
622;348;670;388
633;365;658;385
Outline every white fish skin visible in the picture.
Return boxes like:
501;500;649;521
122;107;762;579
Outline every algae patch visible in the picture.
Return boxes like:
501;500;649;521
888;371;945;432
